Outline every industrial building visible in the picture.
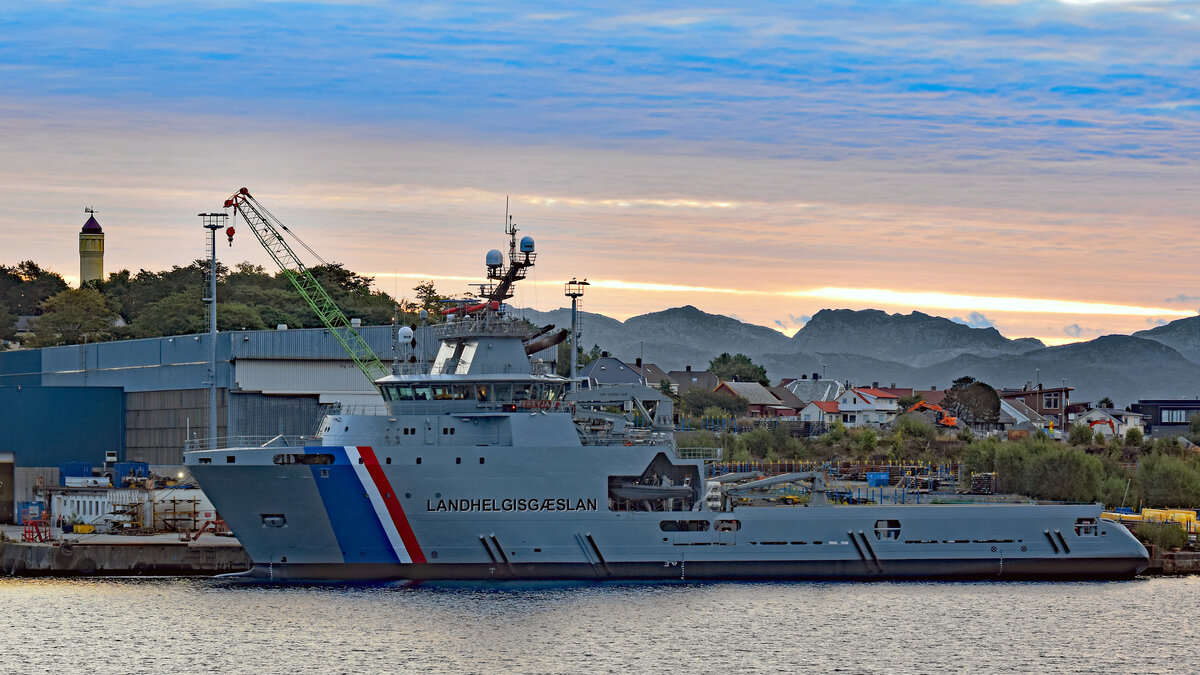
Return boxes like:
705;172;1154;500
0;324;440;518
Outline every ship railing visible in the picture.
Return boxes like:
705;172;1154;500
431;314;532;339
675;447;723;461
183;435;313;452
577;429;673;447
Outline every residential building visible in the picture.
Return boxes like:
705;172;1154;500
999;385;1072;430
713;381;796;417
799;400;840;426
667;366;719;396
783;376;844;404
1075;408;1145;438
630;359;671;391
999;398;1050;432
1130;399;1200;438
578;354;644;388
835;387;901;427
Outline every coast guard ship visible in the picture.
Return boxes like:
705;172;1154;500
186;227;1148;582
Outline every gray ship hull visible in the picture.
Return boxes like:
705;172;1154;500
188;440;1149;583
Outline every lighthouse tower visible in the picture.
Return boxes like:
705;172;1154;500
79;208;105;285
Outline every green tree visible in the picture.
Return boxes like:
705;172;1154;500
896;394;922;411
27;288;117;346
132;291;265;337
708;352;768;385
0;261;69;316
940;379;1000;426
0;299;16;344
412;280;445;322
1138;452;1200;508
1068;422;1093;446
1097;396;1114;408
680;389;748;416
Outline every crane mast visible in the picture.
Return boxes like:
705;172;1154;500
223;187;390;390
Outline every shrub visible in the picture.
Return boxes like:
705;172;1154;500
1124;427;1143;447
1137;522;1188;551
1022;446;1102;502
894;414;937;442
1138;452;1200;508
1068;423;1093;446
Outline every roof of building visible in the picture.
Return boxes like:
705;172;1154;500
807;400;840;413
579;356;644;386
632;362;671;386
81;215;102;233
667;369;719;394
715;380;782;406
852;387;900;400
913;389;946;406
785;378;844;403
768;386;805;409
1000;398;1046;425
999;386;1072;398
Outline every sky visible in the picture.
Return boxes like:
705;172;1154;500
2;0;1199;346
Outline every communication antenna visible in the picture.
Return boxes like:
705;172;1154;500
84;207;97;215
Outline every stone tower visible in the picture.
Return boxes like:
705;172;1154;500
79;210;104;285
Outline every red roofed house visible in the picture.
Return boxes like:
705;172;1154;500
799;400;840;426
714;381;797;417
836;387;902;427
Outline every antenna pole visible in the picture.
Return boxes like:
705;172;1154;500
199;212;227;450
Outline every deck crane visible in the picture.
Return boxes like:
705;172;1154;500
223;188;390;391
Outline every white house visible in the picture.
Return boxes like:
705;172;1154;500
799;400;841;426
1076;408;1145;438
835;387;901;427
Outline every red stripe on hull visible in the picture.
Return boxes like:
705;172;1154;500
357;446;427;564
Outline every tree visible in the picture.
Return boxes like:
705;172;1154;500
0;261;69;316
1098;396;1114;408
1138;452;1200;508
940;379;1000;426
27;288;117;346
680;389;748;416
133;291;265;337
555;342;602;377
1124;427;1143;447
0;299;16;344
897;394;922;411
708;352;767;385
413;280;445;322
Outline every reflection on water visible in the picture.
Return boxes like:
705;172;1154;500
1;576;1195;674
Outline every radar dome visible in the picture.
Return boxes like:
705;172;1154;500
397;326;414;341
486;249;503;268
519;236;535;253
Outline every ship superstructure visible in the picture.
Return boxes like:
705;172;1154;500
186;225;1148;582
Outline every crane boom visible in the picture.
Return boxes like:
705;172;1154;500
224;188;390;389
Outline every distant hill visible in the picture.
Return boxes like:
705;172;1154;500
1134;316;1200;365
792;309;1044;367
515;305;1200;406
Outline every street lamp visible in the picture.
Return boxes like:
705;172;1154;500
199;212;228;450
564;278;589;389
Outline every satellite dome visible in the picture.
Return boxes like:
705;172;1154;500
397;326;413;341
519;236;535;253
419;309;428;321
486;249;503;268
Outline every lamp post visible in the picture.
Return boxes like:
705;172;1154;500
199;212;228;450
564;278;589;389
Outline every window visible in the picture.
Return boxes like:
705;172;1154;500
874;519;901;540
1075;518;1098;536
714;520;741;532
1162;409;1189;424
659;520;711;532
1043;392;1061;409
226;455;236;464
273;453;334;465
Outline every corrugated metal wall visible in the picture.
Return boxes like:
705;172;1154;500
230;393;325;439
235;360;379;395
124;388;226;465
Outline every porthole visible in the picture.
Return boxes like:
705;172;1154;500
456;457;462;464
1021;546;1028;552
416;457;422;464
479;457;485;464
386;457;392;465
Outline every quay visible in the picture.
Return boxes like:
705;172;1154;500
0;525;250;577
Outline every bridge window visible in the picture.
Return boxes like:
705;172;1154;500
1074;518;1098;536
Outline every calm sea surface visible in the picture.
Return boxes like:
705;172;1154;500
1;576;1196;674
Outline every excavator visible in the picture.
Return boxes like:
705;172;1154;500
1089;418;1117;436
906;401;959;428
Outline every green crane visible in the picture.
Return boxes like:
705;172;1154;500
224;188;391;389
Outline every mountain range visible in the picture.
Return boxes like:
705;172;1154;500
515;305;1200;406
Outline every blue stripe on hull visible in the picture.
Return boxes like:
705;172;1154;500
307;446;400;564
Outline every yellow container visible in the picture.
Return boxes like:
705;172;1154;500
73;524;95;534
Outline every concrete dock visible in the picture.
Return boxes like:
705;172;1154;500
0;525;251;576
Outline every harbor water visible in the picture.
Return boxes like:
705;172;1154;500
2;576;1196;673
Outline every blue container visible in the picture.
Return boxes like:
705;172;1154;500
1113;506;1134;514
15;501;44;525
866;472;890;487
112;461;150;486
59;461;94;486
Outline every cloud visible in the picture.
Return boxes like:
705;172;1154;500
1146;318;1168;326
1064;324;1085;338
951;312;995;329
1165;293;1200;304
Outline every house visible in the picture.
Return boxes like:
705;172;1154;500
767;386;805;412
630;359;672;391
1129;399;1200;438
1075;408;1145;438
713;381;796;417
835;387;901;427
667;366;719;396
799;400;840;426
999;398;1050;432
578;354;644;388
912;388;947;407
999;385;1072;430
